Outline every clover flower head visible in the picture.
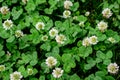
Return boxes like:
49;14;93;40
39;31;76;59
63;10;71;18
15;30;24;38
3;19;13;30
0;65;5;71
82;37;91;47
102;8;112;18
79;21;85;27
107;63;119;74
52;68;64;78
35;22;45;30
64;0;73;9
73;16;77;20
49;28;58;37
97;21;108;32
10;71;23;80
46;56;57;68
89;36;98;45
55;34;66;44
85;11;90;16
0;6;9;15
107;37;116;43
41;35;48;41
22;0;28;4
27;68;33;75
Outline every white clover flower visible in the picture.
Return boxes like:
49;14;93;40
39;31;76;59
3;19;13;30
41;35;48;41
63;10;71;18
73;16;77;20
64;0;73;9
49;28;58;37
0;6;9;15
7;51;11;56
27;68;33;75
107;37;116;43
79;21;85;27
102;8;112;18
22;0;28;4
52;68;64;78
97;21;108;32
55;34;66;44
107;63;119;74
46;56;57;68
35;22;45;30
0;65;5;71
85;11;90;16
15;30;24;38
82;37;91;47
10;71;23;80
89;36;98;45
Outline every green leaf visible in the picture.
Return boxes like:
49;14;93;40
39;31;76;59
96;51;105;60
81;0;86;3
25;0;36;12
84;64;92;70
55;21;63;29
52;46;59;54
76;15;87;22
2;71;10;80
84;58;96;70
63;63;71;73
0;0;3;2
19;42;30;49
103;59;111;65
39;75;45;80
78;46;92;58
6;36;15;43
30;60;38;66
21;54;31;64
29;78;38;80
106;51;113;59
70;74;81;80
32;51;38;59
94;76;102;80
35;0;46;5
0;51;5;57
11;7;23;20
0;30;10;39
71;2;79;11
85;74;94;80
40;42;51;51
44;8;53;14
18;66;28;77
103;1;109;8
95;58;102;63
62;54;71;62
2;12;11;19
69;60;76;68
0;44;3;51
74;55;80;62
105;76;115;80
118;0;120;4
48;0;57;9
95;71;107;77
45;19;53;30
11;51;20;61
97;34;107;41
41;62;50;73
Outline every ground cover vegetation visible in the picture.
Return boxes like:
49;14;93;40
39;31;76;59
0;0;120;80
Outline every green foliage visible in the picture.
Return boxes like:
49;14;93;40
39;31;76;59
0;0;119;80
